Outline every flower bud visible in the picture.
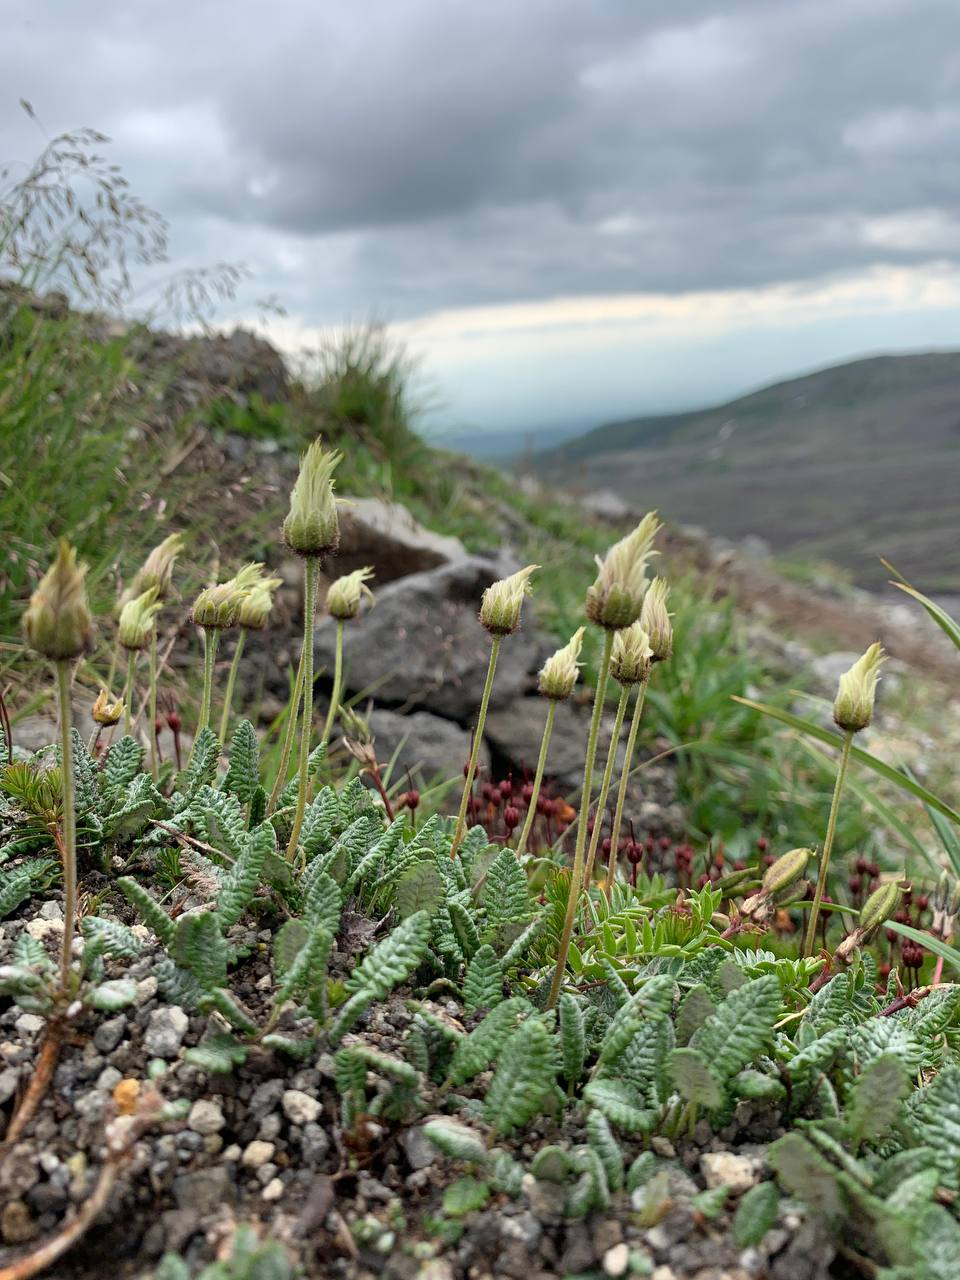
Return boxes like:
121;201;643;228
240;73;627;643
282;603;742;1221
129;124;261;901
191;579;250;630
23;540;94;660
238;573;283;630
610;622;653;685
585;512;661;630
479;565;538;636
122;532;185;608
761;847;812;896
859;879;903;939
339;702;373;744
91;689;124;726
282;437;343;556
118;586;162;651
327;567;375;622
538;627;585;700
640;577;673;662
833;642;885;733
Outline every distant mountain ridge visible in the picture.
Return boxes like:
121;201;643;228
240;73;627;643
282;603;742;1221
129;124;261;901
532;351;960;590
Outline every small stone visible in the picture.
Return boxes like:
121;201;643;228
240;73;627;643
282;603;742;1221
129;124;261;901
400;1126;436;1171
0;1068;18;1104
172;1166;234;1216
241;1140;275;1168
14;1013;44;1037
136;975;159;1004
415;1262;454;1280
501;1212;541;1247
301;1122;330;1164
188;1100;226;1135
282;1089;321;1126
603;1243;630;1277
143;1006;188;1058
93;1015;127;1054
38;901;63;921
25;919;62;942
651;1137;676;1159
1;1200;36;1244
700;1152;759;1194
262;1177;284;1201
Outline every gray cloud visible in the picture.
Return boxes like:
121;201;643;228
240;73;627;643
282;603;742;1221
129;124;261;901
3;0;960;324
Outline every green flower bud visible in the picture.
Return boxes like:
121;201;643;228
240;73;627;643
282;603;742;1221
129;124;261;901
610;622;653;685
479;565;538;636
122;532;185;607
640;576;673;662
859;879;903;938
585;512;661;630
761;847;812;896
538;626;585;700
339;703;373;745
192;580;249;630
23;540;94;660
327;567;375;622
118;586;163;651
833;642;885;733
238;573;283;630
282;437;343;557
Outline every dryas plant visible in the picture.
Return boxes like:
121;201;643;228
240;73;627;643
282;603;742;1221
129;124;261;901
219;566;283;745
320;566;375;750
449;563;538;860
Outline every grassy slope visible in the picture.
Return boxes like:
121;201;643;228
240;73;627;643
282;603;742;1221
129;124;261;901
534;351;960;591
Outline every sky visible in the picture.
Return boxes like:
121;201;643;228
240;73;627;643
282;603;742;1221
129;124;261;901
4;0;960;438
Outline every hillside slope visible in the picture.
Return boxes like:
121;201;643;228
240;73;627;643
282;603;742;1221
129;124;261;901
533;352;960;590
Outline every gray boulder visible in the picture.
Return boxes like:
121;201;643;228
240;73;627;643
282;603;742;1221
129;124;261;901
367;708;488;788
336;496;465;583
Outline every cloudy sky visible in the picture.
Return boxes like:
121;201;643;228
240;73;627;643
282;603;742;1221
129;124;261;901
5;0;960;437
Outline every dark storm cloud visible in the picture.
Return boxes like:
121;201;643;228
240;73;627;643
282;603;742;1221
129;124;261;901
3;0;960;321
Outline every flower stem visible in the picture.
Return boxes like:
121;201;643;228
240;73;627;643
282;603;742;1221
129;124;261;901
606;672;650;893
285;557;320;862
55;660;77;989
450;635;502;860
122;650;137;738
319;618;345;751
218;628;246;747
582;681;630;890
148;629;159;779
803;728;854;958
515;699;557;857
267;646;306;813
196;628;219;740
547;628;614;1009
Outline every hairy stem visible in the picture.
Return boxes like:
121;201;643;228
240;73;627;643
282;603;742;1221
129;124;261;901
122;649;137;738
803;728;854;958
196;628;219;740
55;661;77;989
285;556;320;862
319;617;345;751
267;646;306;813
515;699;557;857
547;628;614;1009
148;629;159;779
606;672;650;893
218;627;246;747
450;635;502;860
582;681;630;889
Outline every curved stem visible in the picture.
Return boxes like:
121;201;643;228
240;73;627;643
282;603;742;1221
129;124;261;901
582;681;630;890
55;661;77;990
122;649;137;738
267;646;306;813
319;618;345;751
515;699;557;857
450;635;502;860
803;729;854;958
218;628;246;747
606;672;650;893
547;628;614;1009
148;629;159;779
285;557;320;862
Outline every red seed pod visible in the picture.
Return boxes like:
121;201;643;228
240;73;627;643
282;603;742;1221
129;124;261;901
402;789;421;812
756;836;769;853
848;875;862;894
878;962;891;979
659;835;671;851
601;837;612;857
867;862;880;879
521;782;534;804
537;795;554;816
627;841;643;866
733;859;747;871
697;873;710;888
166;709;182;732
503;805;520;831
645;837;656;853
499;778;513;799
855;856;869;874
916;893;930;911
763;853;775;867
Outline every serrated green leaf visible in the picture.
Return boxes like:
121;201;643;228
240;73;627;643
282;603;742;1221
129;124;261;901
733;1182;779;1246
183;1032;248;1073
583;1078;656;1134
346;910;433;999
669;1047;724;1109
484;1015;559;1136
442;1175;491;1217
689;974;780;1081
117;875;175;945
222;719;260;802
846;1054;908;1146
558;992;585;1085
173;911;229;990
448;996;532;1086
463;944;503;1012
85;979;138;1011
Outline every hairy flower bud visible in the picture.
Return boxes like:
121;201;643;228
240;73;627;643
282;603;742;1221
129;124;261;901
23;540;94;660
192;579;249;630
327;567;375;622
238;573;283;630
761;846;812;896
585;512;661;630
118;586;162;651
339;702;373;745
282;437;343;556
91;689;124;726
538;626;585;700
123;532;185;607
640;577;673;662
610;622;653;685
479;565;538;636
833;642;885;733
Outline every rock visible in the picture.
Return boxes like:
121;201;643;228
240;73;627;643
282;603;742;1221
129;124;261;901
313;554;547;723
1;1200;36;1245
485;697;587;787
700;1152;760;1194
188;1100;226;1135
262;1177;285;1201
14;1013;44;1037
38;901;63;921
172;1165;234;1216
603;1243;631;1277
281;1089;321;1126
501;1212;542;1248
400;1126;437;1171
93;1016;127;1054
416;1263;454;1280
367;708;489;786
580;489;634;521
143;1006;189;1058
337;496;465;582
0;1068;18;1104
241;1140;276;1168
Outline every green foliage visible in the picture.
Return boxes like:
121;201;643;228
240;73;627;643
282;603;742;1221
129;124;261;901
484;1014;559;1136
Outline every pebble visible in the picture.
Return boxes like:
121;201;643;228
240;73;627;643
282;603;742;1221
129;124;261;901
143;1006;188;1058
700;1153;760;1194
38;901;63;921
282;1089;321;1126
241;1140;276;1168
14;1013;45;1036
25;919;62;942
603;1243;630;1277
262;1177;285;1201
1;1200;36;1245
136;975;159;1004
93;1015;127;1054
0;1068;19;1104
188;1100;226;1135
400;1126;436;1171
